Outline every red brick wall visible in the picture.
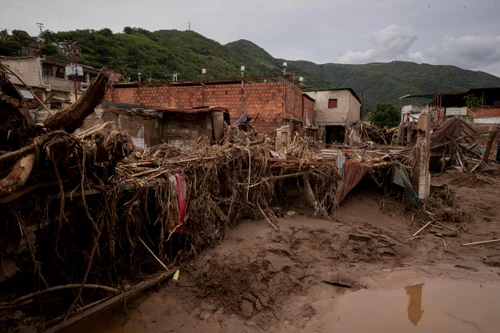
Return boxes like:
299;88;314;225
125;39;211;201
284;80;303;122
303;96;315;127
470;108;500;118
105;80;306;133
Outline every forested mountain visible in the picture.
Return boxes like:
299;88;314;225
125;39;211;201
2;28;500;112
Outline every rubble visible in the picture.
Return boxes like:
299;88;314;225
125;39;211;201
2;57;498;333
0;61;370;331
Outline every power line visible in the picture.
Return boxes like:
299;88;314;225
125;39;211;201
36;22;44;35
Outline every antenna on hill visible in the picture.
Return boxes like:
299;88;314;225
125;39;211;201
188;21;191;31
36;22;44;35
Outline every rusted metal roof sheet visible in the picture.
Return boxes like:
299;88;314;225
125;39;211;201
336;160;370;203
156;106;229;114
102;101;228;115
431;118;477;144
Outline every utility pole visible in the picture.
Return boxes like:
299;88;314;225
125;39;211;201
71;53;78;100
36;23;44;35
188;21;191;31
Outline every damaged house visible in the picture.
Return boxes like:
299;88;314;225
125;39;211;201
104;75;315;134
82;105;230;150
304;88;361;143
0;56;99;122
430;87;500;127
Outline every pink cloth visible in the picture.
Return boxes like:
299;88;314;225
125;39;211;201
175;174;187;225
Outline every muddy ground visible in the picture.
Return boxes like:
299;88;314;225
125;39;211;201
63;169;500;333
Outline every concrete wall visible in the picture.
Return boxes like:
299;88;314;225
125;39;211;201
161;112;213;148
347;91;361;124
104;112;161;150
1;57;73;101
42;75;74;93
87;110;217;150
446;107;468;116
306;90;360;126
1;57;41;87
105;79;307;134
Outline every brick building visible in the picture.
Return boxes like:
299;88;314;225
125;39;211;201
104;76;315;133
428;88;500;126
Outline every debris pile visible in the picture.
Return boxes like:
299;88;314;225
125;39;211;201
348;121;400;145
0;63;347;331
0;60;448;332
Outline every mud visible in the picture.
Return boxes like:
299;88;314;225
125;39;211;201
320;280;500;333
62;169;500;333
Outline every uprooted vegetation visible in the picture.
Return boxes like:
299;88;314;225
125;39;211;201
0;63;346;331
1;58;480;332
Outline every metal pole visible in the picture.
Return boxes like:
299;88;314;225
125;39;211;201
72;54;78;100
138;73;142;105
202;72;205;105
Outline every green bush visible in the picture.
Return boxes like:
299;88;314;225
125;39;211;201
369;102;400;127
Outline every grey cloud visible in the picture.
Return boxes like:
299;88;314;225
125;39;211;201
338;24;419;63
0;0;499;77
337;23;500;77
426;35;500;75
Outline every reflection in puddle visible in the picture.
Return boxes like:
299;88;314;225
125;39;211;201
406;283;424;326
329;280;500;333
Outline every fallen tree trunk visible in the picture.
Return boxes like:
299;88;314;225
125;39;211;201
0;153;35;198
303;174;330;220
44;270;177;333
43;69;110;133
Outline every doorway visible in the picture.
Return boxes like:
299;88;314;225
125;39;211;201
325;125;345;144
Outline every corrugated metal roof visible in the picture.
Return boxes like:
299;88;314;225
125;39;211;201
156;106;229;114
18;88;34;99
103;102;229;114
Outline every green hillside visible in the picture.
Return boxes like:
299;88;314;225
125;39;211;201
3;27;500;113
288;60;500;112
226;40;500;112
37;28;265;81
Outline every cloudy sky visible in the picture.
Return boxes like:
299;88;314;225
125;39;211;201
1;0;499;76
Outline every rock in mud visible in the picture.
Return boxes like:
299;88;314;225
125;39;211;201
264;253;294;272
240;299;254;318
323;272;365;289
483;255;500;267
348;233;373;242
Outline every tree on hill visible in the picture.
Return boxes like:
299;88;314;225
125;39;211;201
40;43;59;56
369;102;400;127
11;30;32;46
0;29;31;56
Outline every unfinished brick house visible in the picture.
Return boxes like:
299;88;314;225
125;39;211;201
104;75;315;134
80;106;229;150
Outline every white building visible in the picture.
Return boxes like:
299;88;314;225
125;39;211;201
305;89;361;143
401;105;424;122
0;56;98;109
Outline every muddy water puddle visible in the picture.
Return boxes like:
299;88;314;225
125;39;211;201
61;280;500;333
323;280;500;333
